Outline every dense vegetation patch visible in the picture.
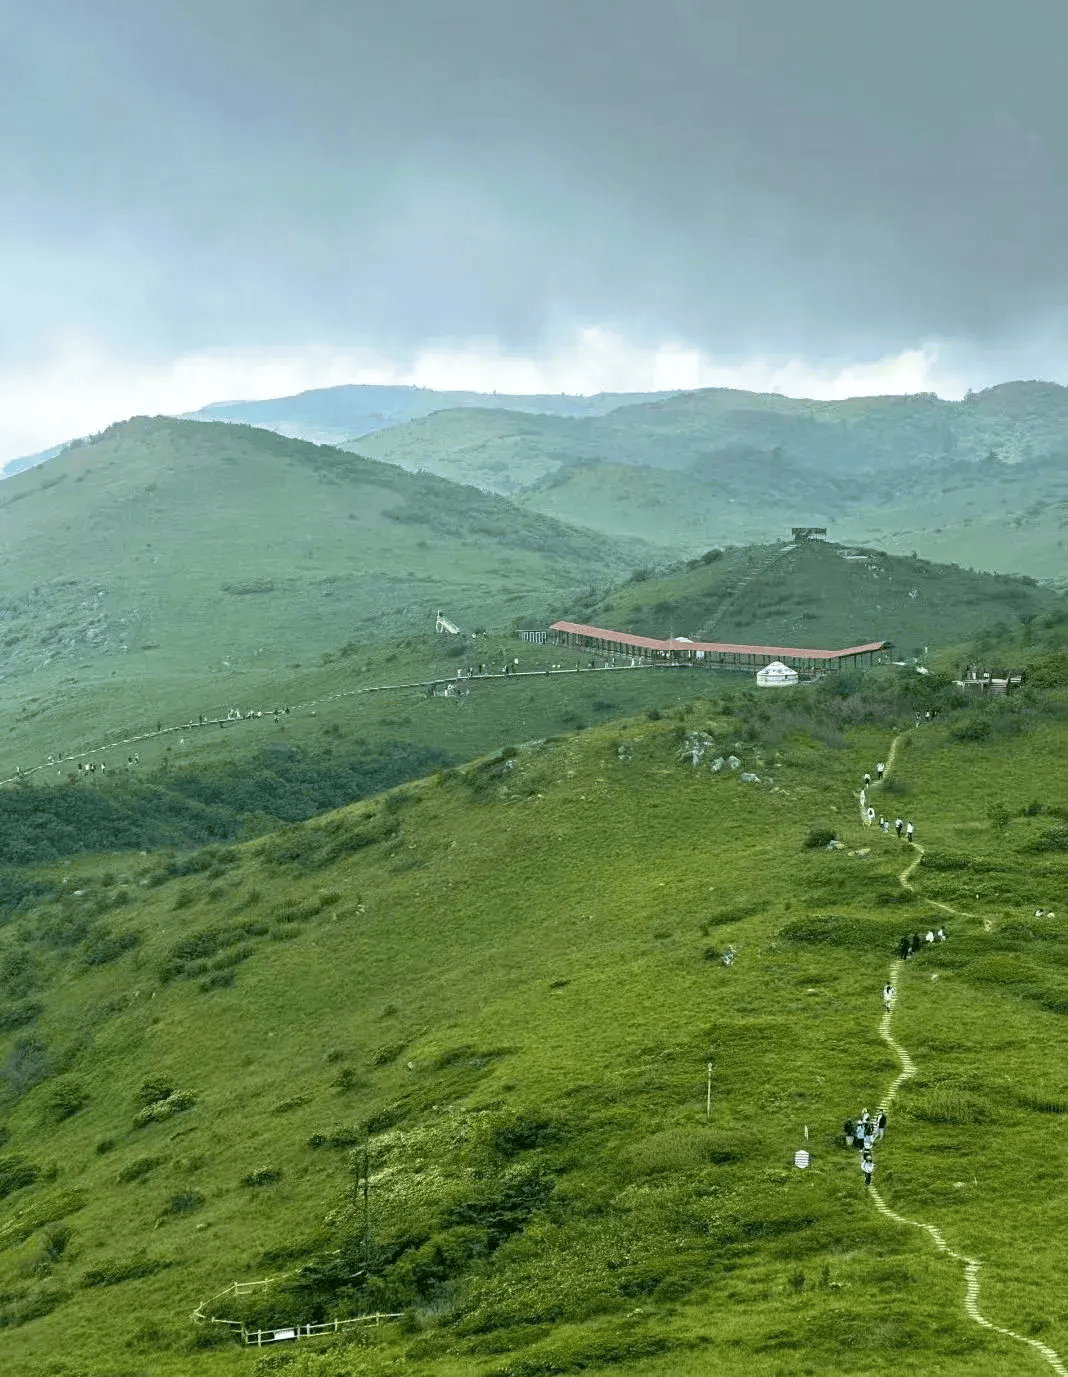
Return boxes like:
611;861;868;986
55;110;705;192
0;741;451;865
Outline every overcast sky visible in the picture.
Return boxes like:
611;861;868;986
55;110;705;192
4;0;1068;461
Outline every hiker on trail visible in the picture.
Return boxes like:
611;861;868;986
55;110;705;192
906;821;915;842
881;817;890;834
937;927;947;941
876;762;885;780
925;930;935;944
895;818;904;838
877;1112;887;1139
854;1120;867;1149
860;788;867;809
883;982;895;1011
864;772;871;788
861;1149;874;1188
867;807;876;825
898;935;912;961
843;1117;855;1148
910;932;923;954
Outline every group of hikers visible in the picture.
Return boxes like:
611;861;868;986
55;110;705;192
843;1108;888;1187
898;928;947;959
850;760;902;1191
859;763;918;842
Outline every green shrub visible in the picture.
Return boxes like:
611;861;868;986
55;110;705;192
137;1076;174;1107
82;1254;171;1287
370;1042;405;1067
0;1154;39;1200
162;1191;204;1215
242;1167;282;1187
45;1078;88;1123
134;1089;197;1127
117;1156;162;1184
802;827;836;850
307;1126;363;1150
1026;827;1068;853
199;969;236;991
490;1114;561;1158
83;928;141;966
0;1000;44;1031
951;716;992;742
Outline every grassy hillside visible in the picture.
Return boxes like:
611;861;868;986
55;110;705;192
3;536;1063;871
0;633;724;866
0;657;1066;1375
0;417;652;680
0;416;665;769
575;541;1065;657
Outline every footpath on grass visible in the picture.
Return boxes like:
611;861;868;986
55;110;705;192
861;733;1067;1376
0;660;673;789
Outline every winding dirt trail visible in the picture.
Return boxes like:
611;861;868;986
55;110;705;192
863;734;1067;1375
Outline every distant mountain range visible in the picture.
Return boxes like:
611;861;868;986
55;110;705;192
179;384;675;448
5;379;1067;580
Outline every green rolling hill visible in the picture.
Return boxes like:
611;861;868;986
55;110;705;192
574;540;1064;658
0;649;1066;1374
0;413;652;690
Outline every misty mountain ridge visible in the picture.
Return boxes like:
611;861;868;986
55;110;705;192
178;383;676;450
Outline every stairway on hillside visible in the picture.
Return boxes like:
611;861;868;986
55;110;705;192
697;544;794;641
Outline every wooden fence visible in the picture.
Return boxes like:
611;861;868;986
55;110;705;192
191;1273;402;1345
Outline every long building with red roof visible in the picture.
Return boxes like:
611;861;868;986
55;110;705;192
548;621;890;676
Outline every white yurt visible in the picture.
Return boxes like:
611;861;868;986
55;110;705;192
756;660;799;688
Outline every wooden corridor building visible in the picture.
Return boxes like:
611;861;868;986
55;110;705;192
548;621;890;677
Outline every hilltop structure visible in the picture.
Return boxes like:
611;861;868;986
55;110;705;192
548;621;889;677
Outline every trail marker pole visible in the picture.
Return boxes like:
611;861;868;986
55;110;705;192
706;1062;713;1119
362;1138;370;1267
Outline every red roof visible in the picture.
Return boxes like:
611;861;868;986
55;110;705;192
549;621;888;662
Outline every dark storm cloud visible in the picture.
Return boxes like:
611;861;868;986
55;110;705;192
6;0;1068;363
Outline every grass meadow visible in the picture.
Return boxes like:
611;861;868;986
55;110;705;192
0;673;1065;1376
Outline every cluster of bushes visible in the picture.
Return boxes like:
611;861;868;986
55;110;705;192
159;918;269;983
82;926;141;966
0;1000;43;1032
261;808;402;870
0;743;453;866
133;1089;197;1128
0;1153;39;1200
116;1155;162;1184
779;912;905;950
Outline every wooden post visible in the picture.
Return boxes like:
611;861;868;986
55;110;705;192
706;1061;713;1118
362;1137;371;1267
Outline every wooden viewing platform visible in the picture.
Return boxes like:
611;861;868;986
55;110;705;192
548;622;891;677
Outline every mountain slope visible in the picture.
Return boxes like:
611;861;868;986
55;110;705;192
0;416;650;687
578;540;1064;657
0;677;1067;1374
